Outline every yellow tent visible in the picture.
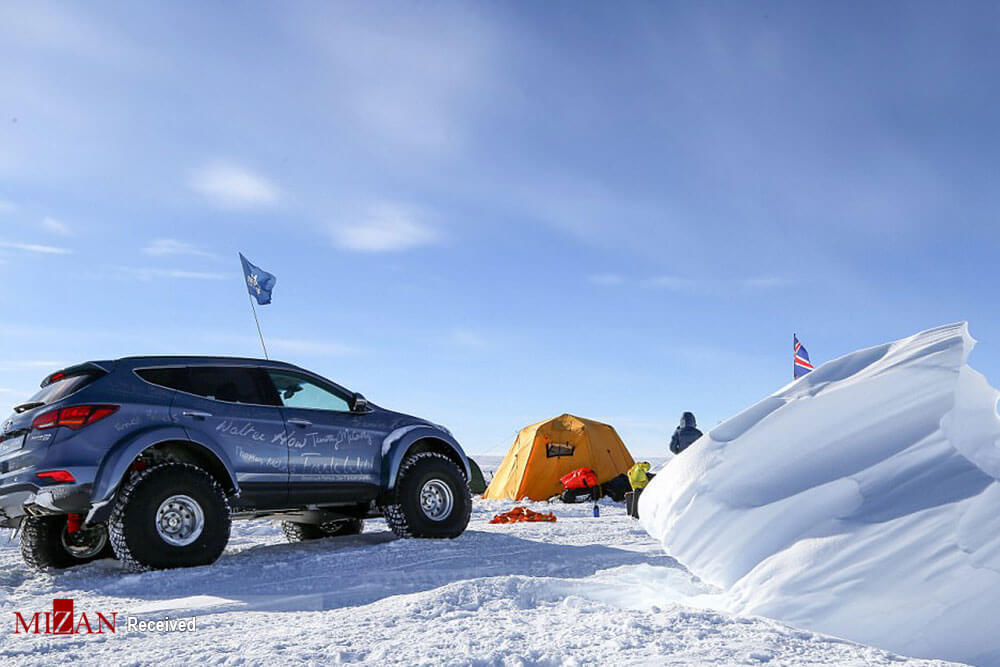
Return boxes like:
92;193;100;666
484;414;635;501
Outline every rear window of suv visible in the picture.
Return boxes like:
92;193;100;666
24;373;101;407
136;366;277;405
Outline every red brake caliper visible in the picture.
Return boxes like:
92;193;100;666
66;513;83;534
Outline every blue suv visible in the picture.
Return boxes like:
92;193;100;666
0;357;472;571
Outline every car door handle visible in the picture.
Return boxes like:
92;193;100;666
287;418;312;427
181;410;213;420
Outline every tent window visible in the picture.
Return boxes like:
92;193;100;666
546;442;575;458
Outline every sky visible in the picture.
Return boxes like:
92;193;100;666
2;1;1000;456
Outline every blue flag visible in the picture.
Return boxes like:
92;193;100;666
794;334;814;378
239;253;276;305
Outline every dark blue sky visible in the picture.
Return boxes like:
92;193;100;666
2;2;999;453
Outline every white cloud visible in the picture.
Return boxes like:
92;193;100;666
0;360;66;372
302;6;500;153
0;3;139;64
642;275;699;291
450;328;487;348
41;216;71;235
331;205;438;252
639;275;790;294
589;273;625;286
189;163;280;210
142;238;216;258
0;240;72;254
115;267;231;281
741;276;789;290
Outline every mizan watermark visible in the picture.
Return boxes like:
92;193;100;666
13;599;197;635
124;616;197;633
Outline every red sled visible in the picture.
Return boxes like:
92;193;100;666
560;467;599;490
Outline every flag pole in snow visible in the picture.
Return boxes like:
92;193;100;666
238;253;277;361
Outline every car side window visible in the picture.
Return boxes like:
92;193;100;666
267;371;351;412
186;367;274;405
135;367;191;393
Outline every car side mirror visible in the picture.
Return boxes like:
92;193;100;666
350;392;369;413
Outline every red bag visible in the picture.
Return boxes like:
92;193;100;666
490;507;557;524
560;468;599;490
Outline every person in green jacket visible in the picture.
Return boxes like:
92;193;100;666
625;462;654;519
627;462;652;490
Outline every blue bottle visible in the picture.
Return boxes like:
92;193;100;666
593;503;600;518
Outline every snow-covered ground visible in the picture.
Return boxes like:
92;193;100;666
0;491;958;666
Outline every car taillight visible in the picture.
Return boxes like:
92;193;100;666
37;470;76;483
31;405;119;431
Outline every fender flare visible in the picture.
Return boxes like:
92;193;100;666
381;425;470;491
90;425;239;505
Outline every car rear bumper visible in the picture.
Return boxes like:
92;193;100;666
0;467;98;527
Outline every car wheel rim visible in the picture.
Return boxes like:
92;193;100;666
61;524;108;559
419;479;454;521
155;495;205;547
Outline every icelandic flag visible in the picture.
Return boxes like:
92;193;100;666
239;253;276;305
794;334;814;378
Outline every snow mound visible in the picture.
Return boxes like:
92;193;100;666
640;322;1000;666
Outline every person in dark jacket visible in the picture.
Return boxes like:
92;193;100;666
669;411;703;455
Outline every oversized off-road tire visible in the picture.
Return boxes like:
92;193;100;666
381;452;471;539
109;462;231;571
281;518;363;543
20;515;113;571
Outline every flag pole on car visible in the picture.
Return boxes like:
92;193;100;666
238;253;276;360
